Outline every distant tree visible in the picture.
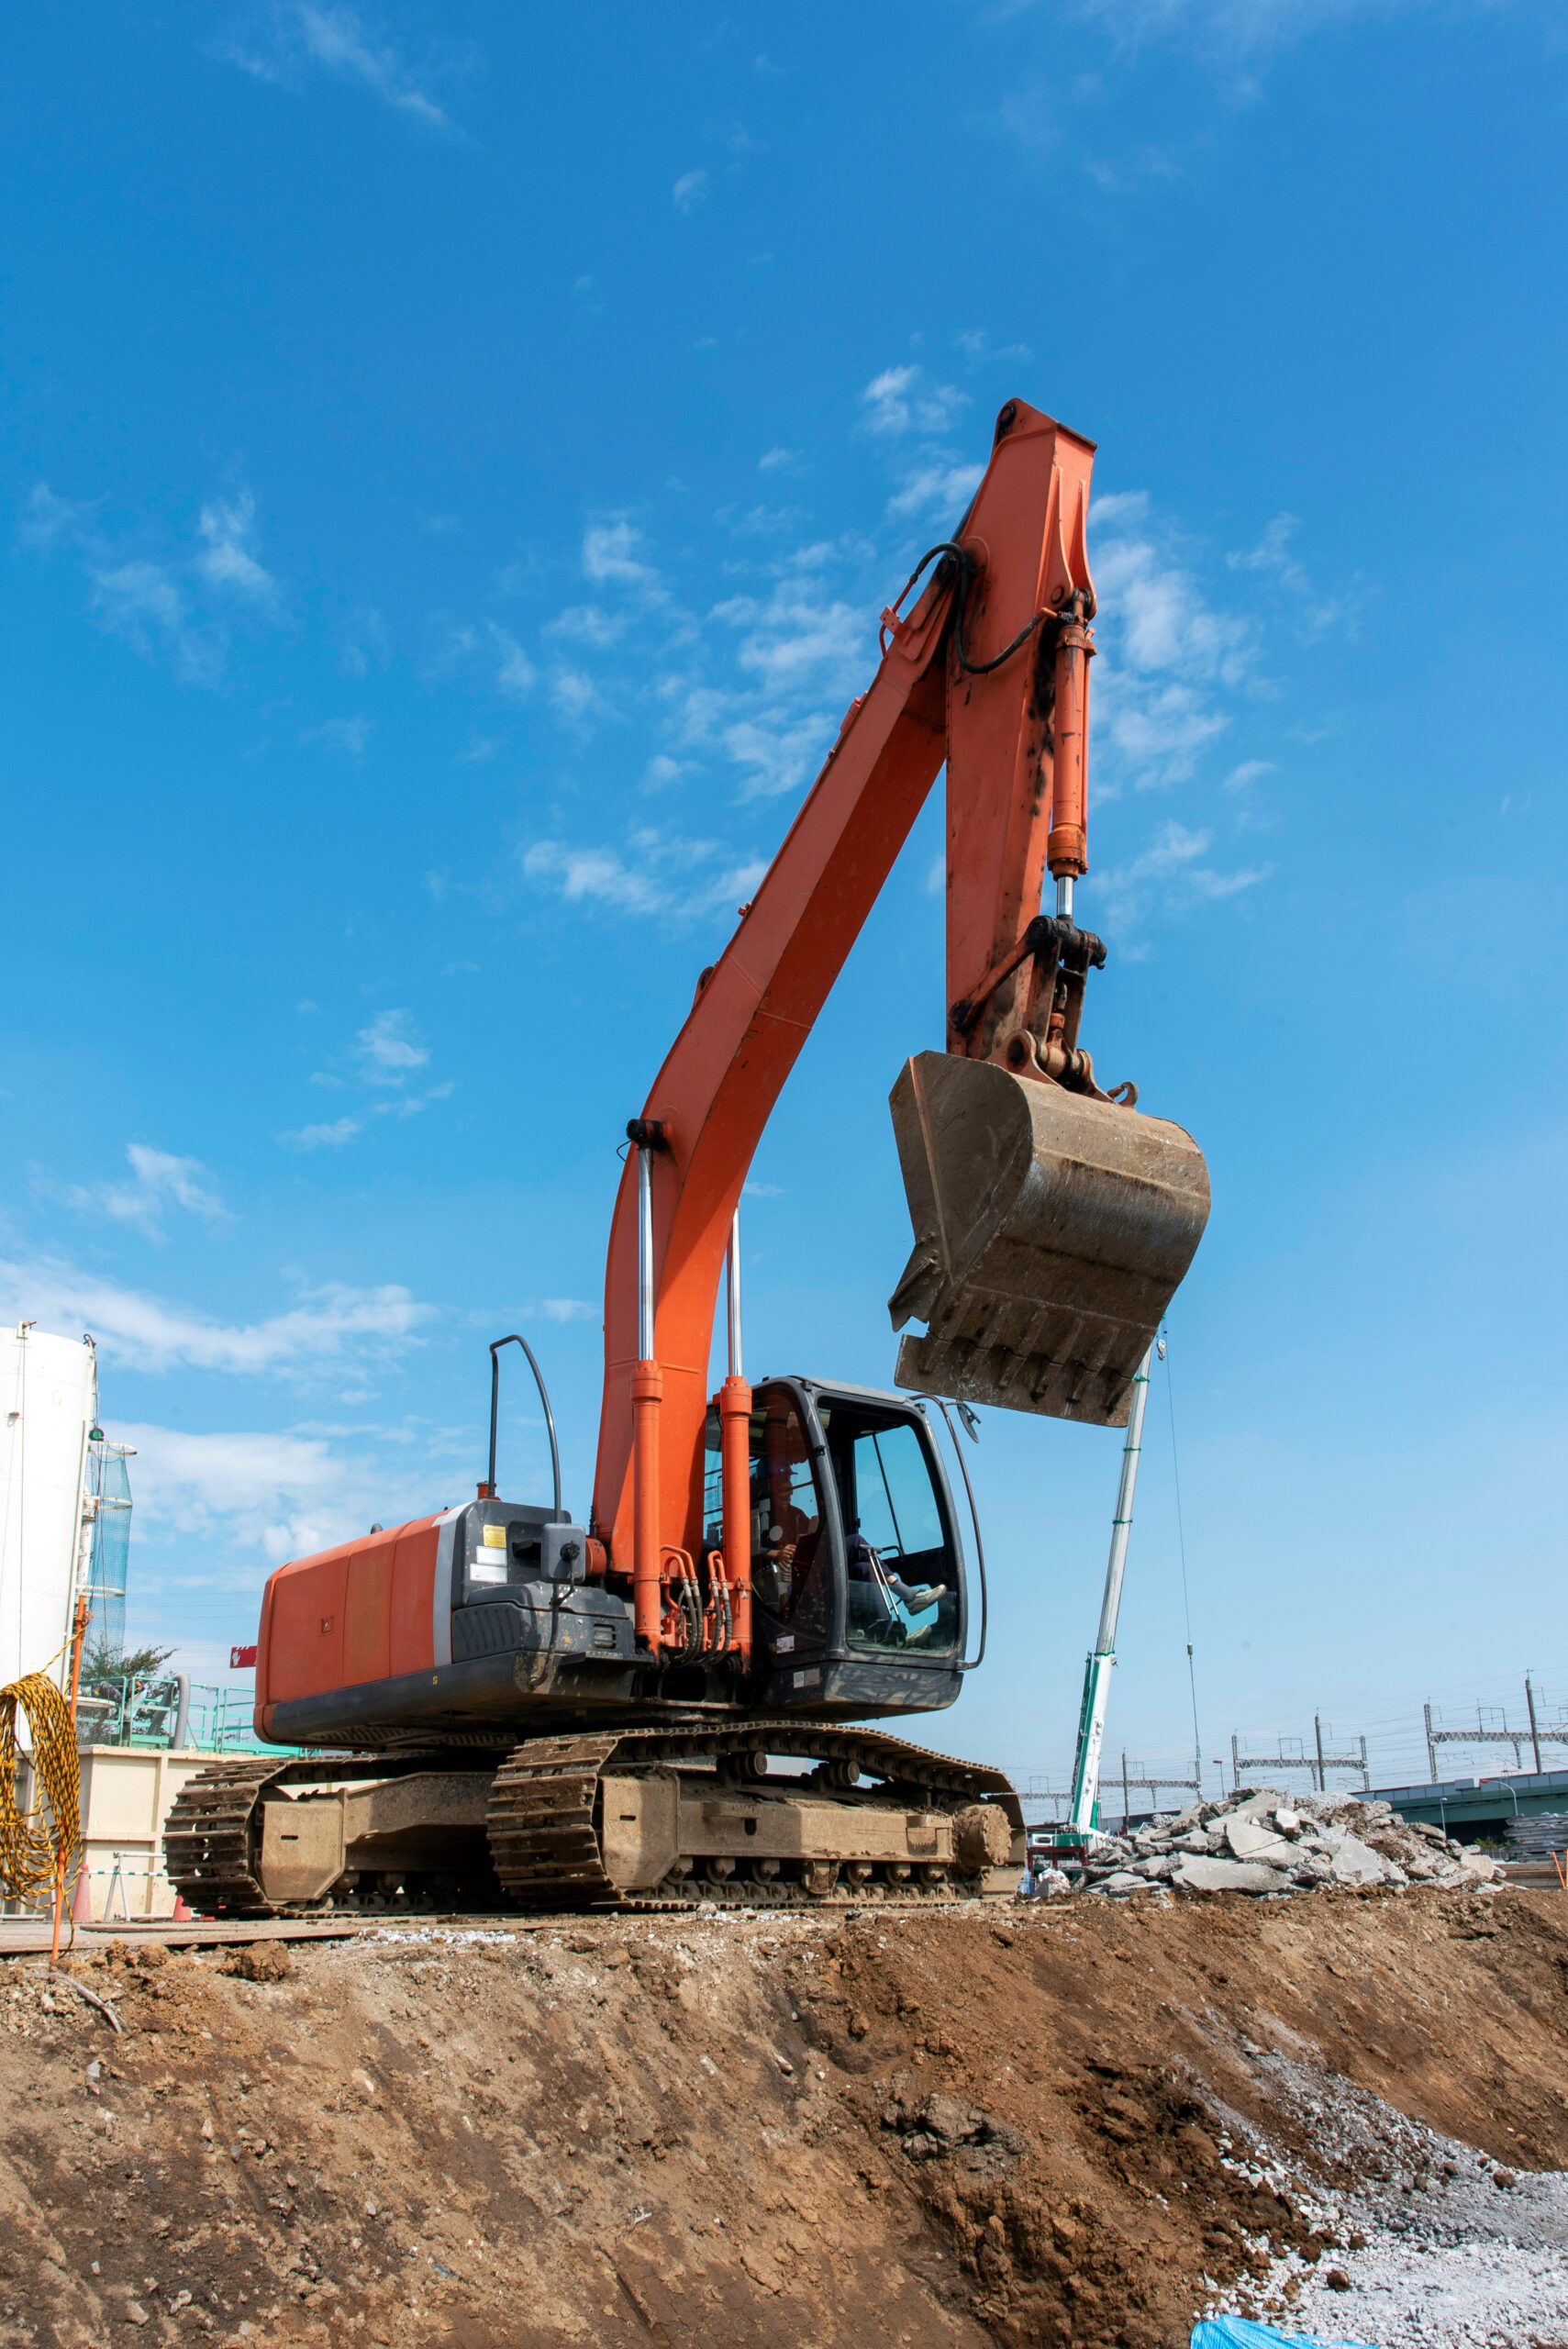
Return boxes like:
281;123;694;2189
82;1641;176;1688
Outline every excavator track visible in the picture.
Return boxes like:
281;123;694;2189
163;1752;481;1920
163;1756;295;1917
487;1719;1019;1909
164;1723;1020;1919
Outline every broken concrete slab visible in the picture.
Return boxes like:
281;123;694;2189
1225;1789;1292;1822
1173;1855;1293;1896
1324;1831;1390;1885
1225;1816;1297;1865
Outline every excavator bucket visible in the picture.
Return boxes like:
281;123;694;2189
887;1051;1211;1429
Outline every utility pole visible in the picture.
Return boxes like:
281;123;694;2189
1314;1714;1327;1794
1527;1675;1543;1776
1067;1347;1152;1837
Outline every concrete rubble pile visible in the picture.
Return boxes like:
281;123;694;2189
1071;1787;1501;1901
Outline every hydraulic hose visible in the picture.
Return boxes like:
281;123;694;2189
487;1335;562;1515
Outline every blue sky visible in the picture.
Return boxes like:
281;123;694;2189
5;1;1565;1799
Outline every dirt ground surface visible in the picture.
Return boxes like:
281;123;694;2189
3;1879;1567;2349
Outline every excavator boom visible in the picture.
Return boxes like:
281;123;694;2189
595;397;1210;1603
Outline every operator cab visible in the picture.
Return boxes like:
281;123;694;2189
705;1376;968;1719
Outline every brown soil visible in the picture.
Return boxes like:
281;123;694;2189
2;1879;1565;2349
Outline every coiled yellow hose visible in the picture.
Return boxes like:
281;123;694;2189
0;1671;83;1908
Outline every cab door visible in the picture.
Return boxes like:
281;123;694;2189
704;1379;839;1698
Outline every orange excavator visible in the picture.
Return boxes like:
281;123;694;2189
165;398;1210;1918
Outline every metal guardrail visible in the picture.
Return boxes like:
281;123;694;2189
76;1675;273;1753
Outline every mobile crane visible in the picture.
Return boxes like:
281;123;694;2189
166;398;1210;1916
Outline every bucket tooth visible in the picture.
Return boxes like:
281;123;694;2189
888;1051;1211;1428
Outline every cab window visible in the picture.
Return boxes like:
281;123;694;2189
818;1403;959;1656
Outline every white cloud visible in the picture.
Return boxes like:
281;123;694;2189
521;841;666;917
1229;511;1307;585
860;366;917;436
21;484;96;551
758;448;800;473
550;666;605;725
717;502;803;541
279;1117;362;1152
855;364;982;529
280;1075;453;1150
109;1420;446;1570
715;579;863;696
354;1008;429;1084
302;714;372;756
1095;818;1272;927
372;1081;455;1122
21;478;284;685
1223;758;1275;793
717;713;832;800
953;328;1033;364
1095;501;1250;681
1089;493;1255;791
114;1423;352;1564
195;491;275;602
583;518;658;589
540;1299;596;1324
219;3;457;130
521;835;765;923
0;1259;435;1378
1227;511;1345;637
859;366;968;440
886;459;984;520
87;561;217;682
658;575;868;800
546;604;626;649
63;1145;232;1239
1055;0;1415;66
487;624;536;700
673;169;710;213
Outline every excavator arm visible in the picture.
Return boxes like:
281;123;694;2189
590;398;1210;1654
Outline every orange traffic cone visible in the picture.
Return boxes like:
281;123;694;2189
172;1895;194;1922
70;1861;94;1926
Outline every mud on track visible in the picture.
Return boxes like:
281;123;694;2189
2;1879;1566;2349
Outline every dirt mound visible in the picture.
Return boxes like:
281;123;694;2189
2;1881;1565;2349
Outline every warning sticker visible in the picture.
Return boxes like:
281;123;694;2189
482;1523;507;1548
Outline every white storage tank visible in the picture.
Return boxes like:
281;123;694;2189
0;1325;99;1691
